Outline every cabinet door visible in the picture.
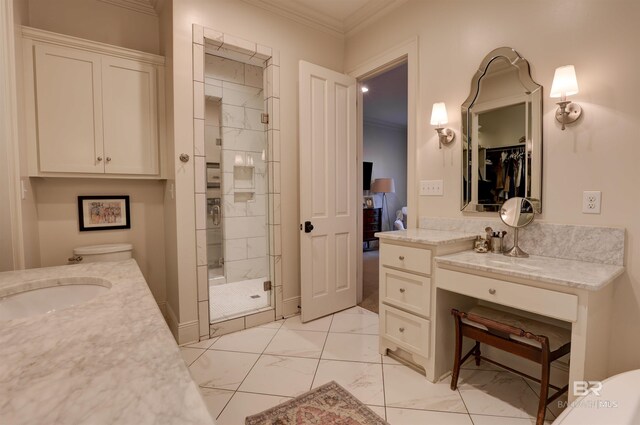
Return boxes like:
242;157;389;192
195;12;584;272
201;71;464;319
34;44;104;173
101;57;159;175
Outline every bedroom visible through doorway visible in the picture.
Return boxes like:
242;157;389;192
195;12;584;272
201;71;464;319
360;62;408;313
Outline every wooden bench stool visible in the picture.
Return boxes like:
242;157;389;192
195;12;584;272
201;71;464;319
450;306;571;425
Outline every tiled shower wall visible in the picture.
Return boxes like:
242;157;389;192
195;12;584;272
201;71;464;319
193;25;282;339
204;55;269;284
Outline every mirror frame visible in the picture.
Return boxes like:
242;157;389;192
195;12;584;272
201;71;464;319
461;47;542;213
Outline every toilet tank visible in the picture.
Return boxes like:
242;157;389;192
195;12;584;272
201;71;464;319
72;243;133;263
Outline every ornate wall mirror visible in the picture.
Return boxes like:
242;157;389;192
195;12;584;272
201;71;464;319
461;47;542;213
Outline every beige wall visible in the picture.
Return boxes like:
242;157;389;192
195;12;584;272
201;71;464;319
169;0;345;328
13;0;40;269
345;0;640;375
34;179;167;304
15;1;167;306
27;0;160;54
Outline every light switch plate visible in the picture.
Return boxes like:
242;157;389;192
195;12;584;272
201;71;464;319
582;190;601;214
420;180;443;196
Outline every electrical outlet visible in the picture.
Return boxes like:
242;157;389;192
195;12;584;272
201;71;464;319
420;180;444;196
582;191;601;214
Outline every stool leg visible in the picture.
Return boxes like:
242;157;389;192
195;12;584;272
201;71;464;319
537;350;550;425
473;341;481;366
451;314;463;390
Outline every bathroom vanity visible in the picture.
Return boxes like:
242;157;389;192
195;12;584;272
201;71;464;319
376;229;476;373
377;227;625;403
434;251;624;402
0;260;213;425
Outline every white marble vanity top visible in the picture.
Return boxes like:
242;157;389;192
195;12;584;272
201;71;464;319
0;259;214;425
435;251;625;291
375;228;479;245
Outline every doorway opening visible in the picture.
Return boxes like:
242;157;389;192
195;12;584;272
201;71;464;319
359;61;408;313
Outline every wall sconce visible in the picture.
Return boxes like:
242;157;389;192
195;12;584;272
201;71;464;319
430;102;455;149
550;65;582;130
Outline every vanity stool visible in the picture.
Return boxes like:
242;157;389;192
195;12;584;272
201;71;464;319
450;306;571;425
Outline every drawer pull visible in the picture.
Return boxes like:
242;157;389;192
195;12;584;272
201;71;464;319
399;255;405;260
399;327;405;333
399;288;406;293
489;288;496;295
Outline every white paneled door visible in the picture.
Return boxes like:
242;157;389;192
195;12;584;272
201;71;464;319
299;61;357;322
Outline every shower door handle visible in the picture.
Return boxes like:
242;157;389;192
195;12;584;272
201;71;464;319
212;205;221;226
304;221;314;233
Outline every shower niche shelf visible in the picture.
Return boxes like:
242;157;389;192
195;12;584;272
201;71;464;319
234;191;255;203
234;165;255;189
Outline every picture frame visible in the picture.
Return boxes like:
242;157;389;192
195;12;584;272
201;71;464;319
364;196;374;209
78;196;131;231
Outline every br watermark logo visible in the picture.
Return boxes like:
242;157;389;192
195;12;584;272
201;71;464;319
573;380;603;397
556;381;619;409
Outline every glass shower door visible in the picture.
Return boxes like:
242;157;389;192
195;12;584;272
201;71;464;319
204;53;271;323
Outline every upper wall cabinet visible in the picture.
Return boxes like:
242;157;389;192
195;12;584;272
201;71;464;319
22;27;165;178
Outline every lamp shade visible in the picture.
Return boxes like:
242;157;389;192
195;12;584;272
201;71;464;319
550;65;579;98
371;178;395;193
430;102;448;126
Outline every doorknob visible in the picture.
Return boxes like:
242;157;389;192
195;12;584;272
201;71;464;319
304;221;314;233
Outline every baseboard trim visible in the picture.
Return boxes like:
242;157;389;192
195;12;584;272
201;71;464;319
165;303;199;345
282;296;301;317
165;303;179;341
157;301;167;320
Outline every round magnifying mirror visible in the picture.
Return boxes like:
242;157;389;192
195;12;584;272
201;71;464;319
499;197;535;257
500;197;535;228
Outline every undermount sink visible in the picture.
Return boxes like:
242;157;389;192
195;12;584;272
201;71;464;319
0;278;111;320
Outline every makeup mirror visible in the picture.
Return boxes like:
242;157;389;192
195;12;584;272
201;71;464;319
461;47;542;213
499;197;535;257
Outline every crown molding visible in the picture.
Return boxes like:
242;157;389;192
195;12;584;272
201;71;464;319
240;0;344;38
98;0;157;16
345;0;408;38
22;26;165;65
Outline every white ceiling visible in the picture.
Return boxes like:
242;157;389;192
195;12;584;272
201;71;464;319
241;0;407;37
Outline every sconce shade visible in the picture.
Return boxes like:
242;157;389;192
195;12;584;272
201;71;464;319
430;102;449;126
550;65;579;98
371;178;395;193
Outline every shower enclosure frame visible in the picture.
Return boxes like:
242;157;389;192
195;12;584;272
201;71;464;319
192;24;282;339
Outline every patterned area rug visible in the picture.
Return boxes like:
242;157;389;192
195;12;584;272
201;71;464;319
245;381;388;425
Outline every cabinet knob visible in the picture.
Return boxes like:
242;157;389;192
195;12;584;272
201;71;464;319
106;157;111;162
399;288;406;293
489;288;496;295
399;327;405;333
398;255;405;260
97;156;103;162
179;153;190;163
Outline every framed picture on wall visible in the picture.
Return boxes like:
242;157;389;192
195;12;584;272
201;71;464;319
78;196;131;231
364;196;374;209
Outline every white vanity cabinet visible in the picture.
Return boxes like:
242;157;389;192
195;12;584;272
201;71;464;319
377;231;474;376
433;252;624;401
22;27;165;178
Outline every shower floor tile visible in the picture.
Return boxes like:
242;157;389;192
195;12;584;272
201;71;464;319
209;278;270;322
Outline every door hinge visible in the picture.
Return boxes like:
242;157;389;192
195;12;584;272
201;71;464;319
261;113;269;124
263;280;272;291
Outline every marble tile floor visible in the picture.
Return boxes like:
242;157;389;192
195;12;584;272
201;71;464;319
181;306;562;425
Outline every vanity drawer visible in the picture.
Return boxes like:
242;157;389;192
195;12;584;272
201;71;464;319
380;304;430;358
381;267;431;317
380;243;431;275
437;268;578;322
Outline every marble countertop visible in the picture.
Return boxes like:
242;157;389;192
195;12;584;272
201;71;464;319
435;251;625;291
375;228;479;245
0;260;214;425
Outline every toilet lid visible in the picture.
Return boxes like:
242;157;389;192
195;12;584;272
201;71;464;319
73;243;133;255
